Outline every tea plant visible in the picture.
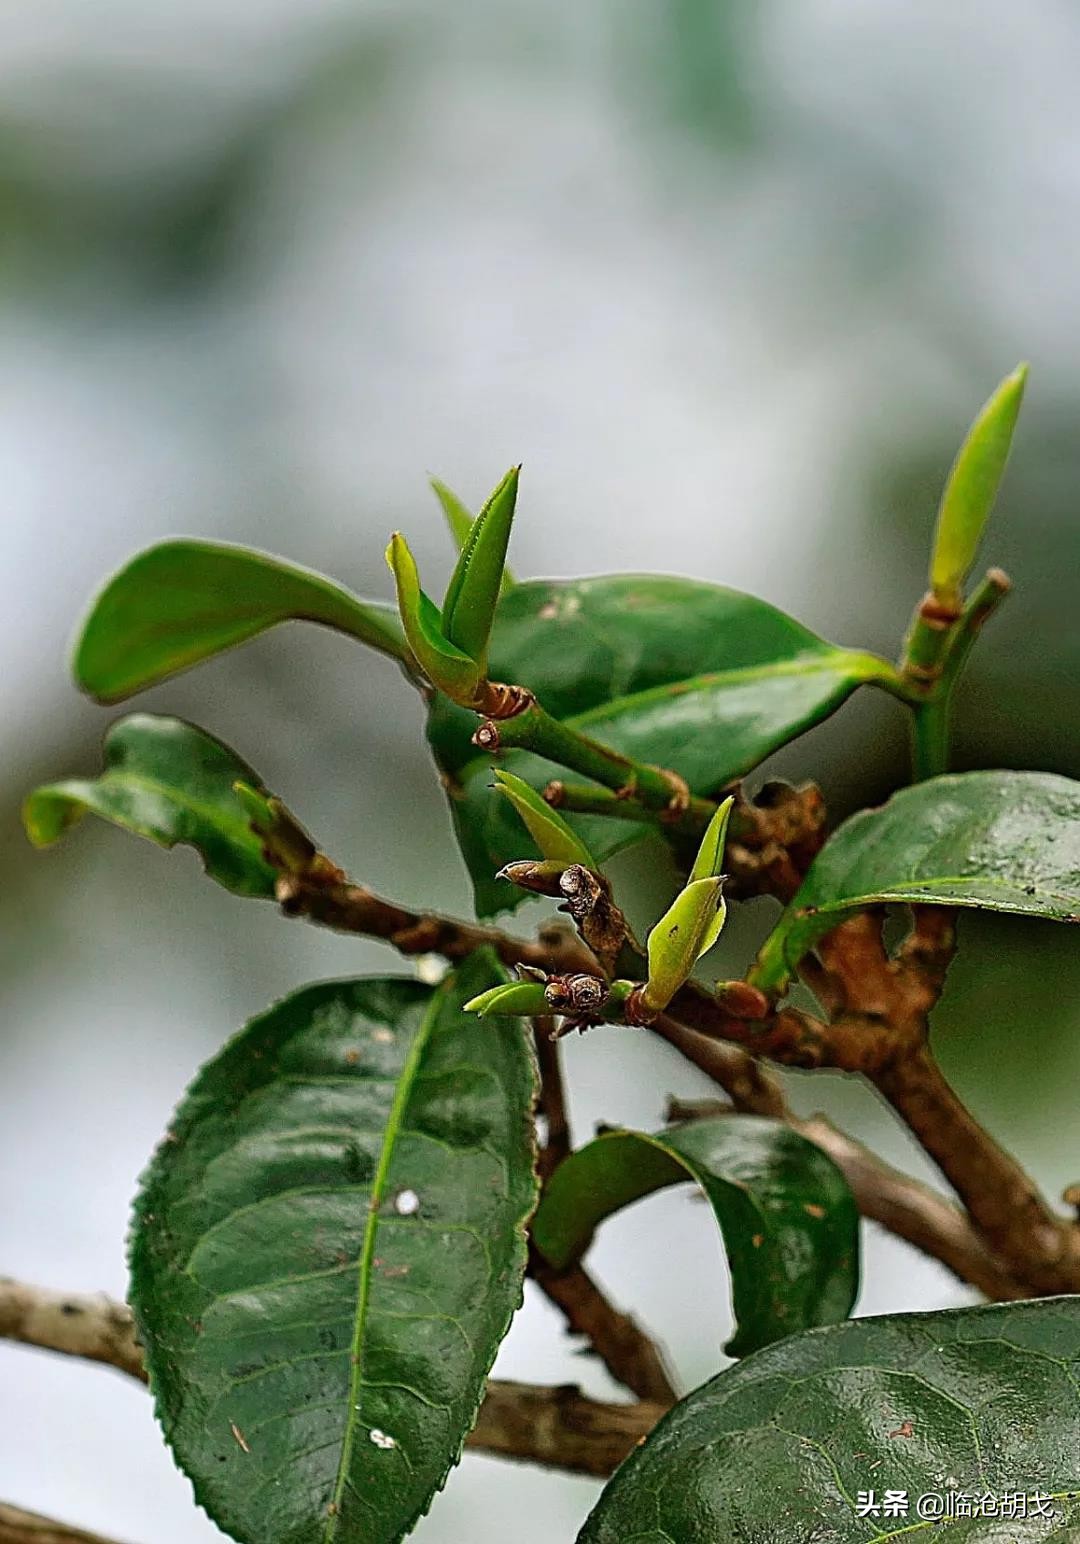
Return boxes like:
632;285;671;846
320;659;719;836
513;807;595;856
9;364;1080;1541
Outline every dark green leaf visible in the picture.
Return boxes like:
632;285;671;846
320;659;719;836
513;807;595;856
130;953;538;1544
580;1297;1080;1542
754;770;1080;991
75;540;407;703
23;714;276;897
532;1116;858;1357
427;577;897;914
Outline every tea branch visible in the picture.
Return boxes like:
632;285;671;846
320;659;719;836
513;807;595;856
472;695;694;815
259;796;1080;1302
0;1279;664;1479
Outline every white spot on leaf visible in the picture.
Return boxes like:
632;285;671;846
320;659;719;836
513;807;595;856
394;1189;420;1216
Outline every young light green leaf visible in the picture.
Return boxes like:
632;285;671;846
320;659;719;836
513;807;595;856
532;1117;858;1357
492;768;597;869
580;1298;1080;1543
753;769;1080;992
130;953;539;1544
930;363;1028;606
385;532;481;702
440;466;520;666
74;539;407;703
465;979;551;1017
23;715;276;897
431;477;517;594
644;877;727;1012
689;794;734;882
426;576;900;916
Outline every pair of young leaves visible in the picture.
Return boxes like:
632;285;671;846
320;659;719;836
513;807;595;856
386;468;519;704
387;362;1028;712
467;772;733;1019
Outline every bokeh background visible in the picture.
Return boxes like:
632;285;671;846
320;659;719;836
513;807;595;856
3;2;1080;1539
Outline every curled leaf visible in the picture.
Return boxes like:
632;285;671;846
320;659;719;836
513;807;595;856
440;467;520;666
930;363;1028;606
23;715;275;897
385;533;481;702
644;877;727;1012
492;769;597;869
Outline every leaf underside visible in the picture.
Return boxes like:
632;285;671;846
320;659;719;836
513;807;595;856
130;954;538;1544
426;576;889;915
532;1117;859;1357
23;714;276;898
580;1297;1080;1542
758;769;1080;986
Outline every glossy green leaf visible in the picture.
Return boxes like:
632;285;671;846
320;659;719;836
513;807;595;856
580;1297;1080;1542
644;879;727;1012
492;769;597;868
440;467;519;663
75;540;407;703
930;364;1028;606
689;794;734;882
130;953;538;1544
754;770;1080;991
533;1117;858;1358
431;478;516;593
426;577;897;914
464;979;550;1017
385;533;481;702
23;714;275;897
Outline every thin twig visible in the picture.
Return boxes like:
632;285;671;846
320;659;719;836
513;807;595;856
534;1017;571;1184
529;1257;678;1408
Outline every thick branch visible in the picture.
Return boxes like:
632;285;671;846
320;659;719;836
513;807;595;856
0;1279;666;1475
0;1505;129;1544
654;1022;1025;1302
0;1279;145;1383
875;1047;1080;1293
465;1381;663;1477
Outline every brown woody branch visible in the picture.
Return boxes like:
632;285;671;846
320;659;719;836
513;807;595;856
267;811;1080;1303
0;1279;145;1382
529;1016;678;1406
465;1381;663;1476
0;1279;664;1477
0;1504;130;1544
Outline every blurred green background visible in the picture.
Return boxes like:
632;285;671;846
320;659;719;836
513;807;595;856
2;3;1079;1539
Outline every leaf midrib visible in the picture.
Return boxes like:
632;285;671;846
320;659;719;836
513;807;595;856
69;772;254;846
325;988;440;1537
566;649;895;731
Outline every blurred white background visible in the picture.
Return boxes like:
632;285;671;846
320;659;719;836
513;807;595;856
3;2;1080;1539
